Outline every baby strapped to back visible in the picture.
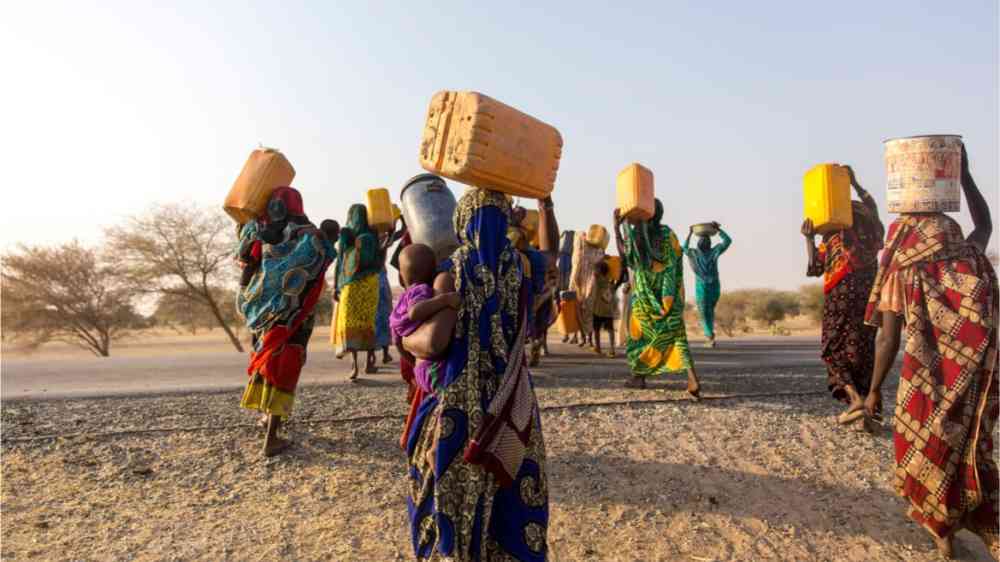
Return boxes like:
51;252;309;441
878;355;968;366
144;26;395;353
389;244;459;393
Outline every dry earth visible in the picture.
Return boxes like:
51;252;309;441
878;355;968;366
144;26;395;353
2;337;995;561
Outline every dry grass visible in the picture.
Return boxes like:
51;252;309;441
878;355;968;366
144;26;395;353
2;341;994;561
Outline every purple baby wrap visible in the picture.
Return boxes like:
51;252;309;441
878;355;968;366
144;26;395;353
389;284;442;393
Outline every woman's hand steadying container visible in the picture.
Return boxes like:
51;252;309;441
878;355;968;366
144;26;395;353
800;219;816;238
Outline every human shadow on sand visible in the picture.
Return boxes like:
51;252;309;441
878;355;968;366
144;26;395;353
551;452;990;560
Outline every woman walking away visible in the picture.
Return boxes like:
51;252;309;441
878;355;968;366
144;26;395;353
683;223;732;347
558;231;574;343
375;222;406;366
237;187;336;457
863;146;997;559
401;188;558;561
333;204;385;381
613;201;700;398
801;165;884;424
569;230;605;349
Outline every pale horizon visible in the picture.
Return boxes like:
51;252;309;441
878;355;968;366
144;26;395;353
2;1;997;294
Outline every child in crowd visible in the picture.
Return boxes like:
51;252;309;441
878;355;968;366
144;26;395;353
592;260;619;357
389;244;459;393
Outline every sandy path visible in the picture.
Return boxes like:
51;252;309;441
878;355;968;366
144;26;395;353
2;339;995;561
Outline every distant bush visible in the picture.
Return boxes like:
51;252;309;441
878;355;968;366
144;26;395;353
749;290;800;326
798;284;824;324
715;291;752;337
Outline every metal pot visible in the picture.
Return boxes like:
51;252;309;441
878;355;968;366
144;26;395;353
400;173;459;262
691;223;719;237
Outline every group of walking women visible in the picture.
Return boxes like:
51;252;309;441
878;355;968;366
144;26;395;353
231;147;996;559
803;151;998;558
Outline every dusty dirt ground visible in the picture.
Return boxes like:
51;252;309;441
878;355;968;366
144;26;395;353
2;338;995;561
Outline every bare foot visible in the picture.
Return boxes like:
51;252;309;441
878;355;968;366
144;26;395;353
934;534;954;559
837;401;865;425
263;436;291;457
686;368;701;401
687;385;701;401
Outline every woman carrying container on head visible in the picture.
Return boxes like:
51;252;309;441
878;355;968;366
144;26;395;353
801;166;884;423
375;218;407;367
333;204;396;380
683;223;732;348
557;231;575;343
862;146;997;558
400;188;558;562
613;200;701;397
237;187;337;457
569;230;605;349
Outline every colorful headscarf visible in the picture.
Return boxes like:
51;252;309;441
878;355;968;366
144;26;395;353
336;204;380;286
818;199;884;293
630;198;668;268
236;188;335;398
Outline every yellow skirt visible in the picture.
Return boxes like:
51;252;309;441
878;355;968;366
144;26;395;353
334;274;379;352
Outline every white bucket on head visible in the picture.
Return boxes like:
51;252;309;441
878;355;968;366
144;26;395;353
883;135;962;213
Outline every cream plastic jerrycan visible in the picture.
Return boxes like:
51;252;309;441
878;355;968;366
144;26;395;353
419;90;562;199
224;148;295;223
616;163;655;221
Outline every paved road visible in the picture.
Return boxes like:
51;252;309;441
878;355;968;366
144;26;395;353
1;336;824;400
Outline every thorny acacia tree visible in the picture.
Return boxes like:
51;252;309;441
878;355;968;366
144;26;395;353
2;241;143;356
106;204;244;352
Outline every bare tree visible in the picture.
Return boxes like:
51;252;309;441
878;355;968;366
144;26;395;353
152;287;241;335
2;241;144;356
106;204;245;352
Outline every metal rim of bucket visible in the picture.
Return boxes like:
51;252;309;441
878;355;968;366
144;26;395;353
882;134;963;144
400;173;448;201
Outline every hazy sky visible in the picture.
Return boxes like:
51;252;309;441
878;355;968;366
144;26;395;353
2;1;997;292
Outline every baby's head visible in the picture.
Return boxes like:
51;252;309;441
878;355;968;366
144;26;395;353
399;243;438;288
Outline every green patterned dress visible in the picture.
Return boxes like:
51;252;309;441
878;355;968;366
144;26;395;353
622;223;693;376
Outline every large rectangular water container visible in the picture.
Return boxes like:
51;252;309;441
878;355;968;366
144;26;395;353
419;91;563;199
803;164;852;234
616;163;655;221
605;256;623;282
884;135;962;213
366;188;393;232
555;300;580;335
224;148;295;223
